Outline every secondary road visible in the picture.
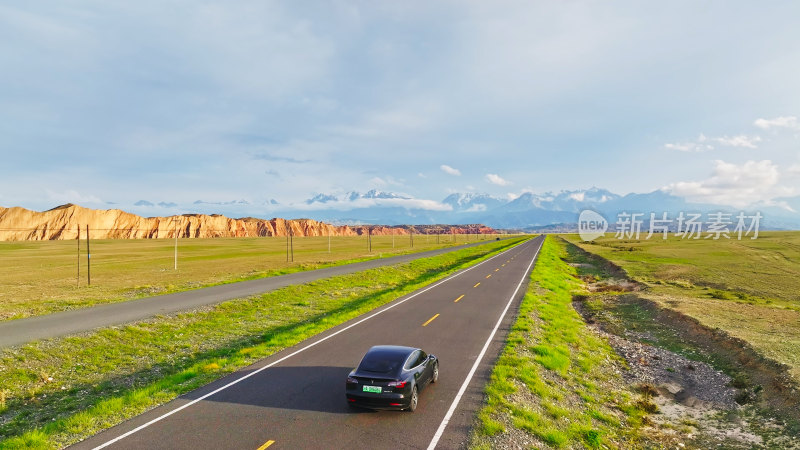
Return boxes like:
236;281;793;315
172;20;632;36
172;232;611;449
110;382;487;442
0;238;509;348
72;235;544;450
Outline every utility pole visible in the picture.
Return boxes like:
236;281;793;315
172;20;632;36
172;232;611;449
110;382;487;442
286;222;290;262
328;228;331;254
410;226;414;248
86;225;91;286
392;230;395;249
289;224;294;262
173;217;179;270
76;224;80;286
368;227;372;253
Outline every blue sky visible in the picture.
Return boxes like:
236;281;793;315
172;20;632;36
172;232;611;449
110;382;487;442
1;1;799;217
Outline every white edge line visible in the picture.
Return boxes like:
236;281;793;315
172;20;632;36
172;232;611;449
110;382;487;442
92;238;529;449
426;237;543;450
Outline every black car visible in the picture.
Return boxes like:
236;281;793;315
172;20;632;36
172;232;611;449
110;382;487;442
346;345;439;412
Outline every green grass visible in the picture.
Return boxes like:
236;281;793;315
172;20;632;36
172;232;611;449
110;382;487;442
0;233;503;321
470;236;651;449
0;237;527;449
565;231;800;306
564;232;800;385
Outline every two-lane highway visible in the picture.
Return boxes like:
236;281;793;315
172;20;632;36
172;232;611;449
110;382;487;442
73;235;544;450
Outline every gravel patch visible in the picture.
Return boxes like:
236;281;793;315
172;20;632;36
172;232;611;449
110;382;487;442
606;333;738;409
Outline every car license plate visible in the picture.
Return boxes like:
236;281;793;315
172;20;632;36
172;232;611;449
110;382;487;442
363;385;382;393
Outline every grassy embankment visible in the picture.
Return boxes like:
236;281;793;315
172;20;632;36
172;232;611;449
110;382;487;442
0;233;498;320
0;237;526;449
564;232;800;388
564;236;800;445
470;236;653;449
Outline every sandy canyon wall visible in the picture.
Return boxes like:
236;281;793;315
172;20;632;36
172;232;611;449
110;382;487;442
0;204;496;241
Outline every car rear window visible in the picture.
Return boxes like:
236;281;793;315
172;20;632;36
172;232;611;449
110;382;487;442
358;351;405;374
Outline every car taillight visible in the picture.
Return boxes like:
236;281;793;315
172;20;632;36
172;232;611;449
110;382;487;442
346;377;358;384
388;380;407;388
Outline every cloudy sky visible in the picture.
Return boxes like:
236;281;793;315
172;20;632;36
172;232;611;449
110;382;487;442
2;1;799;217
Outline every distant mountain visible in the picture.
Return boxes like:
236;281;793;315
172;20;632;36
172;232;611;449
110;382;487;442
441;193;506;212
502;187;620;213
305;190;412;205
288;188;800;230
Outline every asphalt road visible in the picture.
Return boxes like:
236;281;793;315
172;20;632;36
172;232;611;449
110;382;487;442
72;235;544;450
0;239;507;348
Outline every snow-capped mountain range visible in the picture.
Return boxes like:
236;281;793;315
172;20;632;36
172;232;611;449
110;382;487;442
127;187;800;230
285;187;800;230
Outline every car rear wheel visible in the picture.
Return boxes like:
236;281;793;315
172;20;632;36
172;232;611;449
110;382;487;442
431;362;439;383
407;386;418;412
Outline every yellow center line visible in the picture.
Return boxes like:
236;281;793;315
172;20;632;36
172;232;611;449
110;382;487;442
257;440;275;450
454;294;465;303
422;313;440;327
486;274;492;279
473;282;481;288
502;264;506;267
495;268;500;272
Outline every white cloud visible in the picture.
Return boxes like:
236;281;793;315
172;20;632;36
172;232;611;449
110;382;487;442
788;164;800;176
440;164;461;176
664;141;714;152
713;135;761;148
486;173;510;186
754;116;799;130
465;204;487;212
663;160;794;208
664;133;761;151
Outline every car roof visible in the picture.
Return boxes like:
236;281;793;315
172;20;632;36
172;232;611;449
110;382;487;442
355;346;421;375
364;345;420;359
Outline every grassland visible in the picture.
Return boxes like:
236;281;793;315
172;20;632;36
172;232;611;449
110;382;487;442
470;236;653;449
0;233;496;320
564;232;800;385
0;237;525;449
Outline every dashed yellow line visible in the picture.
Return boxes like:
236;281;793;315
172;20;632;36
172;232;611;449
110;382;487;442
454;294;465;303
486;274;492;279
502;264;506;267
257;440;275;450
422;313;440;327
473;282;481;288
495;268;500;272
